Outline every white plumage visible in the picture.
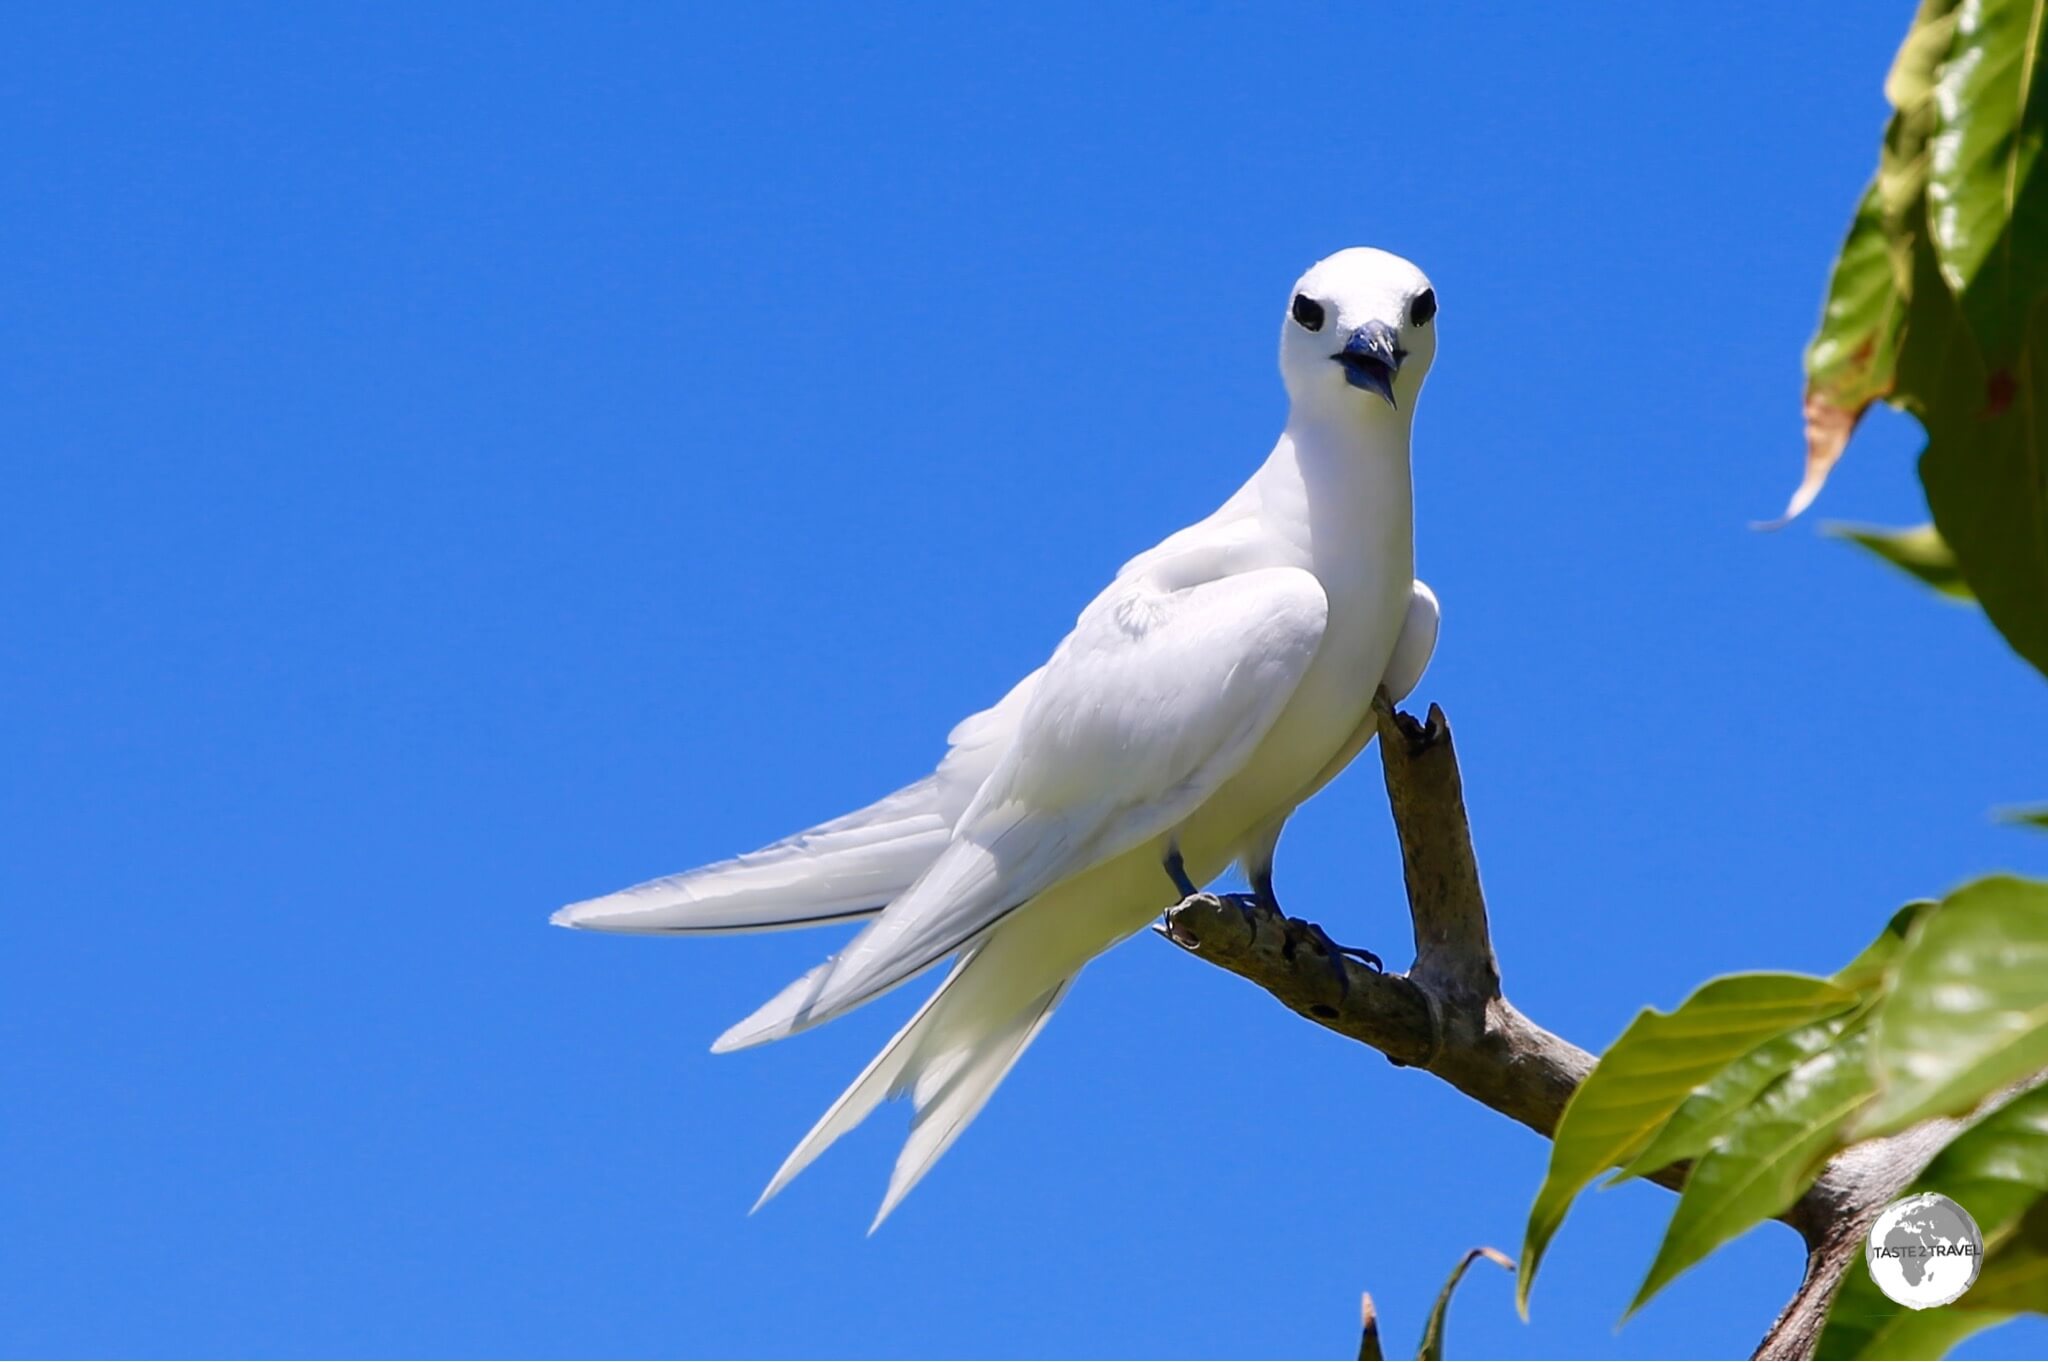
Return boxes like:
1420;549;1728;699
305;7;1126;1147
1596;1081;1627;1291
555;247;1444;1226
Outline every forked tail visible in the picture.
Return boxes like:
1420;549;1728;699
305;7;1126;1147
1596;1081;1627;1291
752;944;1075;1230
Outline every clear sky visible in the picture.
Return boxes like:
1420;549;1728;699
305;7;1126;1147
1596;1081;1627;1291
4;4;2044;1358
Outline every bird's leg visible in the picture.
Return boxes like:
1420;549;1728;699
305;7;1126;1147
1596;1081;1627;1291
1252;864;1384;977
1155;845;1208;948
1162;845;1200;901
1247;864;1280;914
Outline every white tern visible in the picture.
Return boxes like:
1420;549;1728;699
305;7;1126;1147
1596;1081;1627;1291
555;247;1443;1228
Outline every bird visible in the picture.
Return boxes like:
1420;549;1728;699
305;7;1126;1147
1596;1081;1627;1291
554;246;1444;1228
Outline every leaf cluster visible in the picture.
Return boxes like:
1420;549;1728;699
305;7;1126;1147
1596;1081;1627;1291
1791;0;2048;684
1516;878;2048;1354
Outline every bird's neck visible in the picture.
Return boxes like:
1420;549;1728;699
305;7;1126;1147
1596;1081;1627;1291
1260;405;1415;575
1282;399;1411;472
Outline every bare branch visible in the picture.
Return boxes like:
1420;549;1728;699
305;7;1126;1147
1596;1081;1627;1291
1375;695;1499;1009
1159;696;1610;1152
1751;1120;1962;1360
1159;697;1966;1361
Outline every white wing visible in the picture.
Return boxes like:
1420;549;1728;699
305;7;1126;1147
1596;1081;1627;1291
551;668;1042;934
715;565;1329;1050
1381;580;1440;704
1258;577;1440;833
552;505;1273;936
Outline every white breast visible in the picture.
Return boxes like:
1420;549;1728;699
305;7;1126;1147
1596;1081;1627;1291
1172;419;1416;866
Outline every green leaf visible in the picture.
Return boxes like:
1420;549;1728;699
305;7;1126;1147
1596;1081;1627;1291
1857;876;2048;1137
1924;0;2048;367
1968;1246;2048;1313
1615;906;1922;1184
1808;183;1907;409
1629;1028;1878;1314
1860;0;2048;679
1916;285;2048;681
1780;0;1957;523
1817;1282;2009;1362
1819;1083;2048;1356
1917;1082;2048;1236
1516;974;1858;1313
1786;184;1908;523
1615;1011;1861;1182
1997;805;2048;829
1966;1196;2048;1309
1826;522;1977;601
1416;1247;1513;1361
1878;0;1960;227
1833;901;1937;995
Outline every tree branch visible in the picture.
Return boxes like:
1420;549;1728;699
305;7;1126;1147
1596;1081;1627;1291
1751;1119;1964;1359
1158;695;1957;1361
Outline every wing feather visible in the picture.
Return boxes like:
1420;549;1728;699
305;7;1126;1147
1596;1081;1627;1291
714;566;1327;1049
554;667;1044;934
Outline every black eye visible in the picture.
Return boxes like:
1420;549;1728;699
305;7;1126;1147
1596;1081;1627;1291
1290;293;1325;332
1408;288;1437;327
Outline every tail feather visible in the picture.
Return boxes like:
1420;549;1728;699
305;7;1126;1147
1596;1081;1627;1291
748;945;1076;1227
750;954;969;1210
552;777;950;934
871;976;1071;1231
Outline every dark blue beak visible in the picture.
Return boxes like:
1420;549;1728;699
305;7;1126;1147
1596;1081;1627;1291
1334;320;1404;405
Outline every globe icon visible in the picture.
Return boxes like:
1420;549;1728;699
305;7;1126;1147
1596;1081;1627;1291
1864;1193;1984;1309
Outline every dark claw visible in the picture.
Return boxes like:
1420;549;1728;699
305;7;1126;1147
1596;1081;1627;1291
1309;925;1383;975
1294;921;1360;999
1154;908;1202;951
1182;883;1386;997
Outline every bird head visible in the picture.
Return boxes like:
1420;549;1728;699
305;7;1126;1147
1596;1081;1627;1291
1278;247;1438;418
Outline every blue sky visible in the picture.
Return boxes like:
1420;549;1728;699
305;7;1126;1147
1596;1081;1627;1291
4;4;2044;1358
